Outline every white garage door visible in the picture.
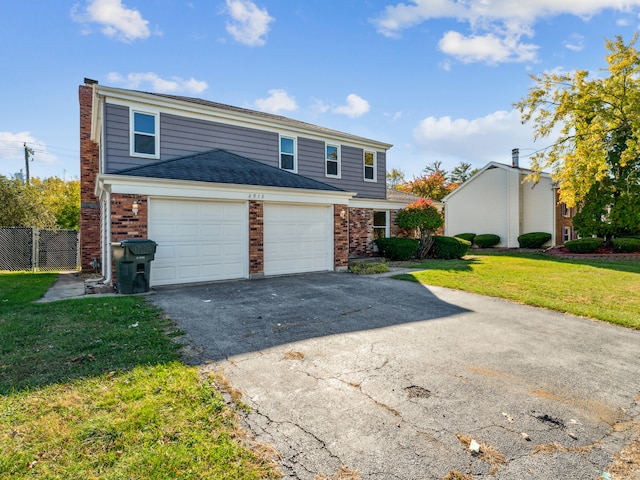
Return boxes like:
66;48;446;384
148;199;247;286
264;203;333;276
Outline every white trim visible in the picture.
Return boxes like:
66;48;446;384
95;174;355;205
129;108;160;159
325;142;341;179
348;198;416;210
94;85;392;151
363;150;377;182
373;210;390;238
279;134;297;173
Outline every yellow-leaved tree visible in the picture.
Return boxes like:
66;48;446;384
515;35;640;240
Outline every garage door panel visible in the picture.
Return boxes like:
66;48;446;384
264;204;333;276
149;199;247;286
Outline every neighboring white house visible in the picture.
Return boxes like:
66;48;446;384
442;158;556;248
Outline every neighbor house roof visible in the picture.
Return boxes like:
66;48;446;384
441;161;552;203
113;149;345;192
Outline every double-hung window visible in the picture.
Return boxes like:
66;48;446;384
131;110;159;158
325;143;340;178
364;150;377;182
373;211;388;239
280;136;296;172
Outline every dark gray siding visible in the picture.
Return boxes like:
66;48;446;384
297;138;386;199
104;104;132;171
103;103;386;199
160;113;278;167
104;105;279;172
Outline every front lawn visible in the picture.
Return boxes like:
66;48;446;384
396;253;640;329
0;273;279;479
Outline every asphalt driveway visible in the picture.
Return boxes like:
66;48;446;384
149;272;640;479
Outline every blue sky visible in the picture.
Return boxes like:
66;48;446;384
2;0;640;181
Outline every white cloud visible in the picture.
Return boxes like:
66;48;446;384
254;89;297;114
563;33;585;52
412;109;553;167
332;94;371;118
71;0;152;42
0;132;58;178
225;0;274;46
373;0;640;64
439;31;538;64
107;72;208;94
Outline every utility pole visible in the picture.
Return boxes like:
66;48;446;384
23;142;34;184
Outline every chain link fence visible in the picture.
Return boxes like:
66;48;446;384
0;227;80;272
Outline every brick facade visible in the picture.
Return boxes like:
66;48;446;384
249;200;264;276
348;207;374;257
334;204;349;270
110;194;148;241
555;190;576;245
79;84;101;271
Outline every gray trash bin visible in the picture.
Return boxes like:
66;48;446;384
111;239;157;294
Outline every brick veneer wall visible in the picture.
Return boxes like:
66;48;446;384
79;84;101;271
349;207;374;257
555;191;576;245
249;200;264;276
109;194;148;279
334;204;349;269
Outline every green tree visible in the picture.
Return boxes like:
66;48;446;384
32;177;81;230
386;168;405;189
515;35;640;239
449;162;478;184
394;198;443;259
0;176;57;228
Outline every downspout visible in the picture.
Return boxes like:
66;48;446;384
104;190;112;285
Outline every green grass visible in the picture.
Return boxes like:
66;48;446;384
396;252;640;329
0;273;280;479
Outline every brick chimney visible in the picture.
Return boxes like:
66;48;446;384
79;81;101;271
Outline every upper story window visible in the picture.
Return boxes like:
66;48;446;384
280;136;296;172
561;203;576;218
131;110;159;158
363;150;377;182
325;143;341;178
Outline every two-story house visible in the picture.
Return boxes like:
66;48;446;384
80;79;409;286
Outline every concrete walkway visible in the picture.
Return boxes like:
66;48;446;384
36;271;86;302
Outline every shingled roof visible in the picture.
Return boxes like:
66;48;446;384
113;149;345;192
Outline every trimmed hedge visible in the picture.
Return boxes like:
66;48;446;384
564;238;603;253
375;237;419;261
612;237;640;253
454;233;476;243
518;232;552;249
430;236;471;259
474;234;501;248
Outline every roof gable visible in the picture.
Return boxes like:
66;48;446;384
442;161;551;202
113;149;344;192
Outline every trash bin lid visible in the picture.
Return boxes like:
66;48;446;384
119;239;157;255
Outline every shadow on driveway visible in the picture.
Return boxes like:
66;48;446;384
148;272;469;362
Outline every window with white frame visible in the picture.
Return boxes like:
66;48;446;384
562;226;573;243
364;150;376;182
325;143;340;177
561;203;576;218
280;136;296;172
131;110;159;158
373;211;388;239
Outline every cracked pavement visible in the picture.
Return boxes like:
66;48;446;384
149;272;640;479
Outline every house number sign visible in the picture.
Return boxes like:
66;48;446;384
248;193;265;199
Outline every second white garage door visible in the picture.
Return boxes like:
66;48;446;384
264;204;333;276
148;199;247;286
